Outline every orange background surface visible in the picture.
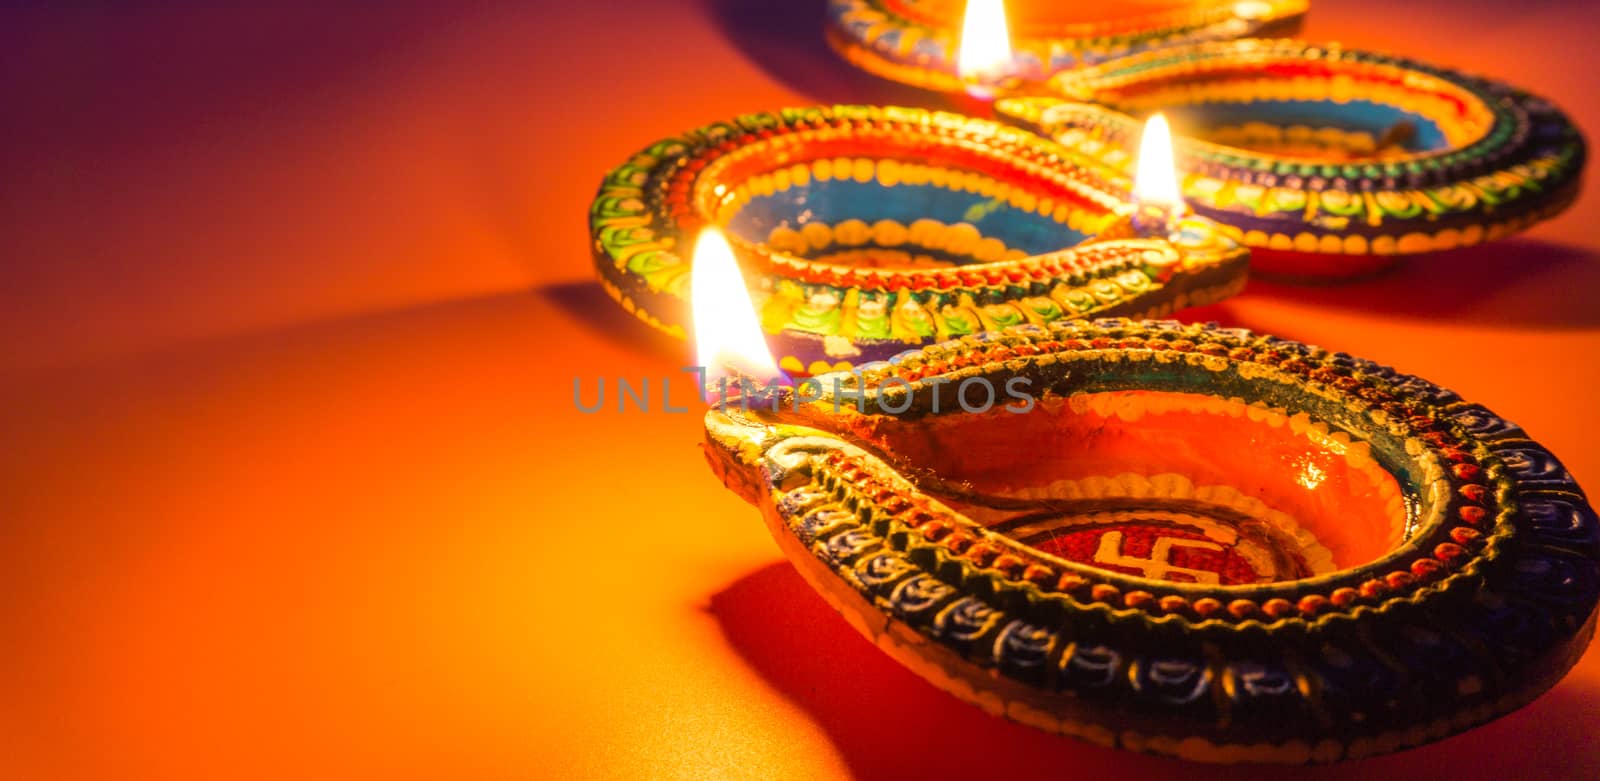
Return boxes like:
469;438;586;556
3;1;1599;778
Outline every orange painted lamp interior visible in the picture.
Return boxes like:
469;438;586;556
797;390;1406;585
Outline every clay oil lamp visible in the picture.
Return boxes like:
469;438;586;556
824;0;1308;94
700;314;1600;762
589;105;1247;376
997;39;1587;279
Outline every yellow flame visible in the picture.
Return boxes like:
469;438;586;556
957;0;1012;85
1134;112;1184;212
691;227;780;385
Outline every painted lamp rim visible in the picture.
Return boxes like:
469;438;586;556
589;104;1249;375
997;39;1587;274
824;0;1309;92
703;318;1599;763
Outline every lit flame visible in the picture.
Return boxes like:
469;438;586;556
691;227;781;387
1134;112;1185;213
957;0;1012;88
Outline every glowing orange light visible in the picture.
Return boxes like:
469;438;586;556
690;227;780;387
1134;112;1185;213
956;0;1012;89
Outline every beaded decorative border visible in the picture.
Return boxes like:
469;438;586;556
823;0;1308;91
703;318;1599;762
997;40;1586;274
589;105;1247;374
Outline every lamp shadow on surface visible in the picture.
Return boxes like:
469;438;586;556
700;0;936;107
534;280;685;361
711;561;1600;781
1241;238;1600;330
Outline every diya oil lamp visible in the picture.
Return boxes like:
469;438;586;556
997;39;1588;279
590;105;1248;377
698;313;1600;763
825;0;1309;94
